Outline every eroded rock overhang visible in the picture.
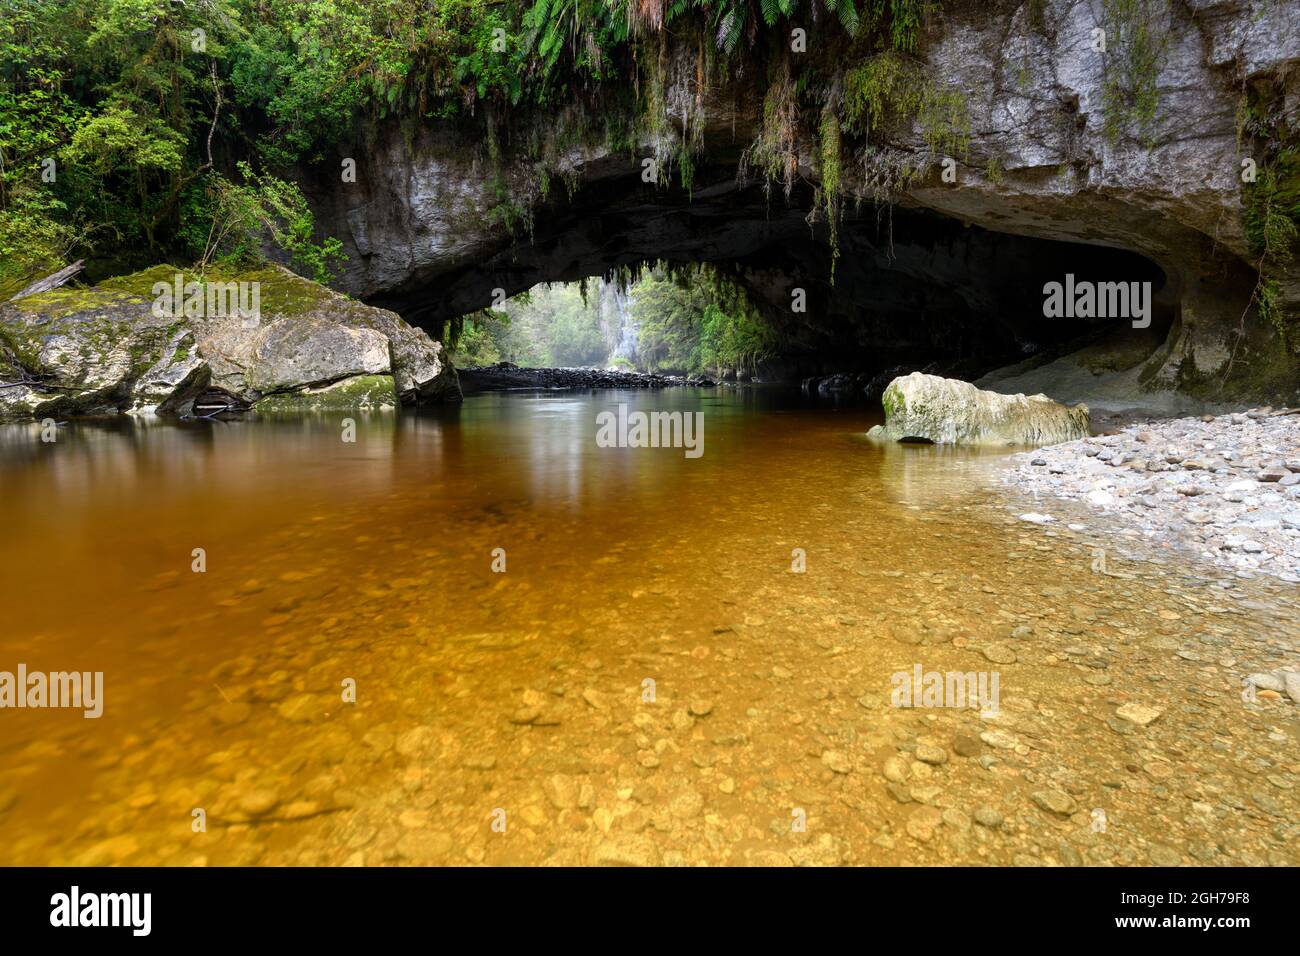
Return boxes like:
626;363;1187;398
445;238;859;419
301;0;1299;400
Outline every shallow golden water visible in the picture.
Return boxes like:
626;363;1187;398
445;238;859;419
1;388;1297;866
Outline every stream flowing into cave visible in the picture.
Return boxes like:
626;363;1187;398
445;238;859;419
0;388;1296;866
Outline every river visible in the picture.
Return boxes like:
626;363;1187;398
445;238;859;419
0;387;1296;865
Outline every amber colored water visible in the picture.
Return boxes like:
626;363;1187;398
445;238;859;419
1;388;1297;866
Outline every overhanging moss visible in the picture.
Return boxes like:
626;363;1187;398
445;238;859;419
1100;0;1168;145
843;51;971;159
1238;79;1300;356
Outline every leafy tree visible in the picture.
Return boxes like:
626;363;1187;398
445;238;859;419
179;161;344;282
0;0;945;293
493;283;608;366
633;264;777;374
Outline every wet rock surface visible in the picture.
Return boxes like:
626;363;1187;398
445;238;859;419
0;286;210;421
244;318;389;394
803;361;974;401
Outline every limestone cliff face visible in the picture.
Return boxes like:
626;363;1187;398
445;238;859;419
309;0;1300;403
895;0;1300;394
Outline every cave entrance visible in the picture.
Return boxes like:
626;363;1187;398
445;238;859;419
373;165;1171;395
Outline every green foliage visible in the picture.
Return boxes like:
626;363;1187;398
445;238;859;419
1244;160;1299;348
1245;156;1300;264
229;1;376;165
0;1;92;288
522;0;629;101
869;0;930;53
0;0;362;281
464;284;605;367
535;288;609;365
708;0;935;53
238;164;344;284
697;299;779;373
0;5;85;293
0;193;80;299
1100;0;1167;145
639;33;705;193
178;162;344;282
742;58;800;198
828;0;862;39
0;0;946;288
633;264;777;374
1240;82;1300;352
484;121;536;237
844;51;969;157
458;266;778;374
64;107;186;178
1256;278;1287;346
451;311;511;365
816;107;843;279
56;103;189;250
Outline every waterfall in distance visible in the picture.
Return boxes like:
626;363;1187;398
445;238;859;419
599;278;639;369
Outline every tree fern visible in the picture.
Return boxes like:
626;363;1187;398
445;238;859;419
714;3;749;53
825;0;860;37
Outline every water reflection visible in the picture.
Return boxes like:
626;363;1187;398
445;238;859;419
1;387;1296;867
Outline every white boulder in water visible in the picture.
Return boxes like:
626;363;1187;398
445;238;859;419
867;372;1089;446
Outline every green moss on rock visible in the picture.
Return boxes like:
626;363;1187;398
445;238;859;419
12;285;147;318
869;372;1089;446
97;263;334;318
881;383;905;419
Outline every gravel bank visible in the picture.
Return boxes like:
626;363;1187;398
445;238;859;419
1004;408;1300;584
458;363;718;392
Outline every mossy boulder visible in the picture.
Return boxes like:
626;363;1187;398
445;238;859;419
0;280;208;419
174;264;459;402
0;263;460;421
867;372;1090;447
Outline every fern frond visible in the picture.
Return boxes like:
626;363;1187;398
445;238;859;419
834;0;860;36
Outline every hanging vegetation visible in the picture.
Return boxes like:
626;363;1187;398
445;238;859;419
1;0;953;294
